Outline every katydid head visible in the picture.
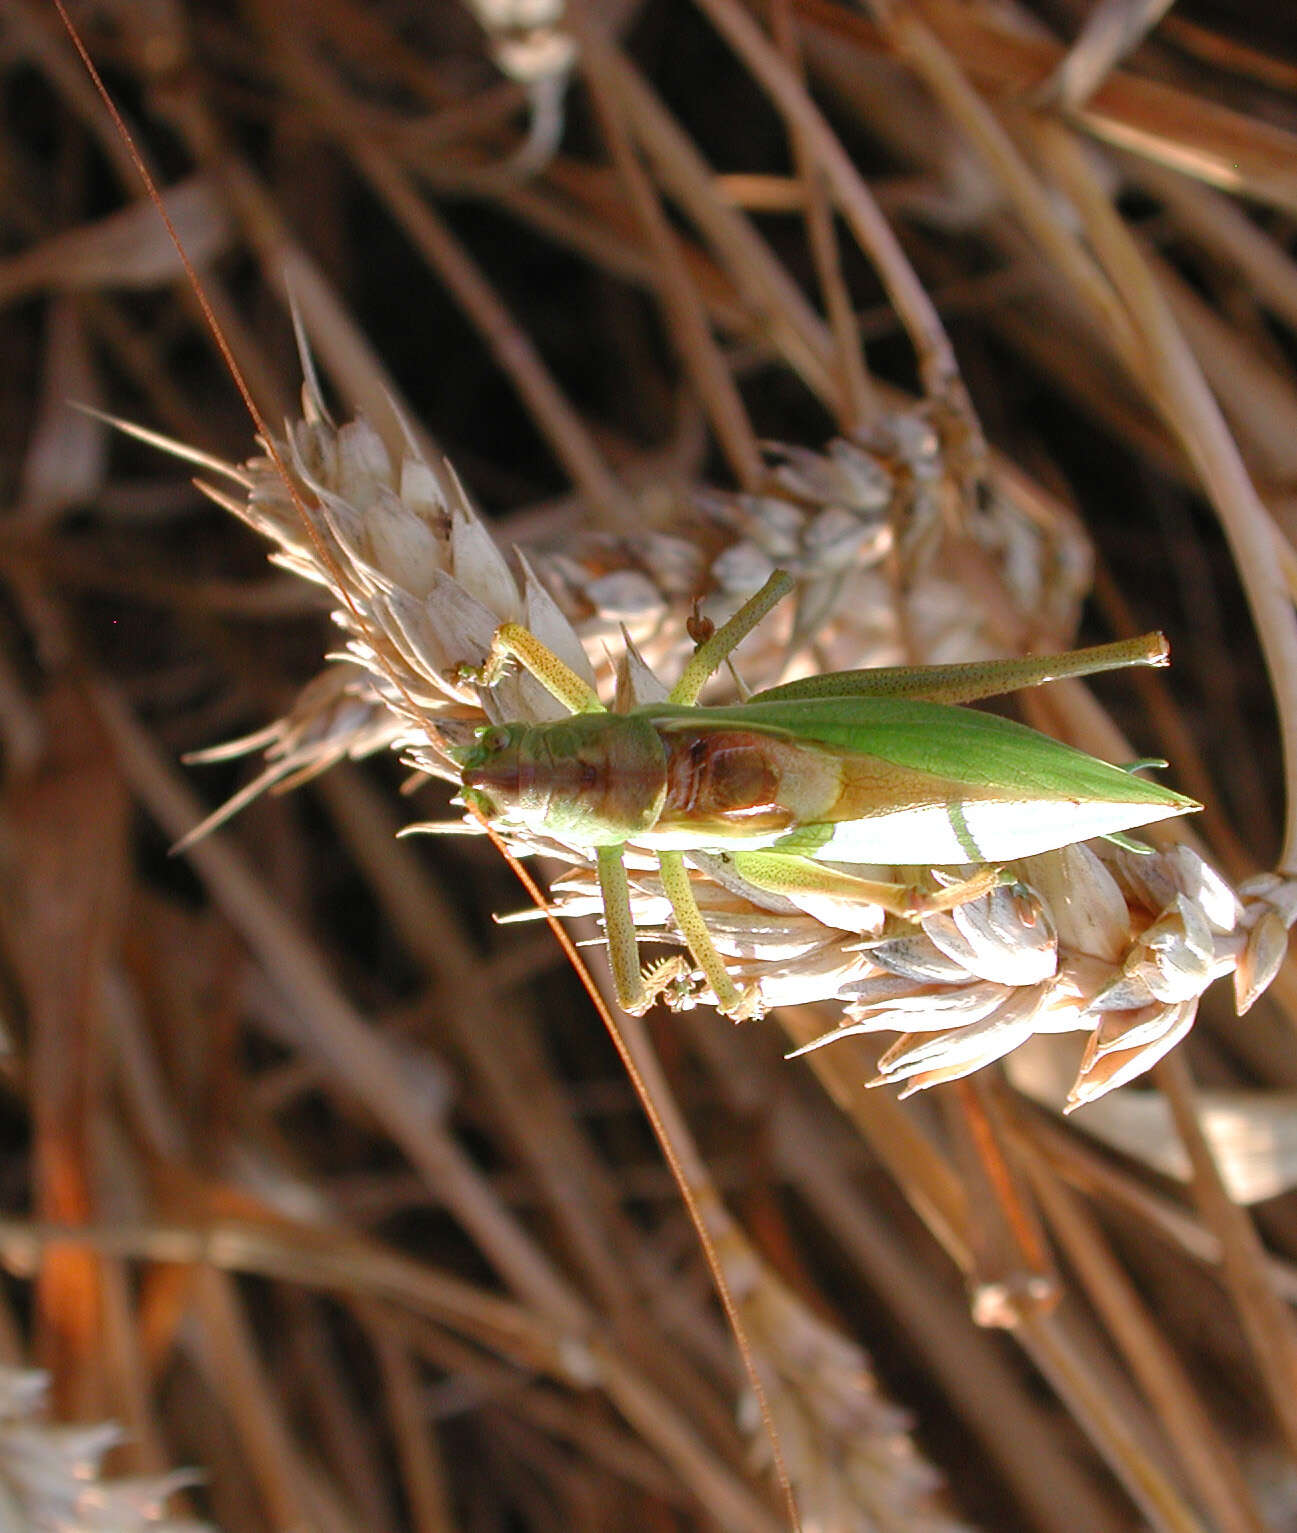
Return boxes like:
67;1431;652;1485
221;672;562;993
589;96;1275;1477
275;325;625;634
455;723;533;822
456;713;668;844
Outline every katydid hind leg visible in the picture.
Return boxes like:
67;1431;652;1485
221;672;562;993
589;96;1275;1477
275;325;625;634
751;632;1170;706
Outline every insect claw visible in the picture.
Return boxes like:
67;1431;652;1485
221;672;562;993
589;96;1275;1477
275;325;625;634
633;956;696;1012
463;649;507;690
902;866;1008;916
720;983;765;1023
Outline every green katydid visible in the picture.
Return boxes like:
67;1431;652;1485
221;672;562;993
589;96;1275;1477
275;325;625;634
455;570;1199;1019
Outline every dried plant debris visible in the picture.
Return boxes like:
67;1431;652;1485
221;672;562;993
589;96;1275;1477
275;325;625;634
0;1369;207;1533
726;1228;972;1533
7;2;1297;1530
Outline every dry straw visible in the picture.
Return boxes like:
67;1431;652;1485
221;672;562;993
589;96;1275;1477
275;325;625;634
5;1;1297;1530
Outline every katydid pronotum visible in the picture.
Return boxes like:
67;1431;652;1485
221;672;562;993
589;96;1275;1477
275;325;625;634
456;569;1198;1020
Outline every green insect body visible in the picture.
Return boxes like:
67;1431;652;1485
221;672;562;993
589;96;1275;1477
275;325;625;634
455;571;1199;1019
461;699;1193;864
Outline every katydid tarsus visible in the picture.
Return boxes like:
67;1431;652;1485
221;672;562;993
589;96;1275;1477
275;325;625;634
457;569;1199;1021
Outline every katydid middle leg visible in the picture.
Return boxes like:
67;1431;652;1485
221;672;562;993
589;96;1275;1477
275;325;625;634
670;570;795;705
596;845;746;1015
731;850;1008;919
656;850;762;1019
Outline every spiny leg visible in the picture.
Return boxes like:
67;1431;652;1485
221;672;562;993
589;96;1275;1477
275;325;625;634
657;851;762;1020
481;622;606;714
484;566;797;713
730;850;1008;918
594;845;690;1012
595;844;649;1012
751;632;1170;706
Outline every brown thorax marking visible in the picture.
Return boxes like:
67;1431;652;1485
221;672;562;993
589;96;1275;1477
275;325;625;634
655;726;834;836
